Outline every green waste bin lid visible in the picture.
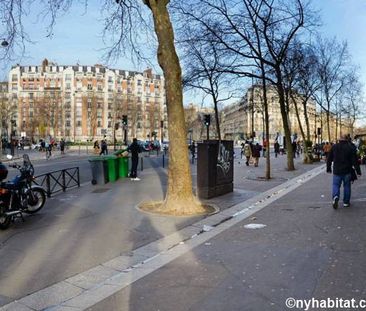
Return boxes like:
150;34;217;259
113;149;128;155
102;155;118;160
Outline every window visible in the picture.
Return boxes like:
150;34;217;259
137;80;142;86
87;84;92;90
97;120;101;127
66;121;71;127
108;121;112;128
12;74;17;82
65;74;72;81
77;120;81;127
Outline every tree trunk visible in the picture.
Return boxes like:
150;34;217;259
213;97;221;141
291;94;310;163
326;110;331;142
261;77;271;180
276;73;295;171
148;1;204;214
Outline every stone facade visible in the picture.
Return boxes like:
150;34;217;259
8;59;167;142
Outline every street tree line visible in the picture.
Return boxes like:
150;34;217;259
0;0;364;214
174;0;365;174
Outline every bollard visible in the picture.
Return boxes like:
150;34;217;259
140;156;143;171
162;154;165;168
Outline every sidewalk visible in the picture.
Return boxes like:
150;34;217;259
0;156;338;310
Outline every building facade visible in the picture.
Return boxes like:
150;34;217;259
8;59;167;143
220;85;352;145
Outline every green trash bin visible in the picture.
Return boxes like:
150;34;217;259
88;156;108;185
118;156;129;178
103;155;118;182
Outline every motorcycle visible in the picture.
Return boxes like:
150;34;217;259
0;154;46;230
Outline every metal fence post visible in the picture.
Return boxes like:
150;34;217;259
46;174;51;197
77;167;80;187
62;170;66;192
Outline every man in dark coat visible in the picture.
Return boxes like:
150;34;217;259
128;138;141;181
327;134;361;209
252;143;262;167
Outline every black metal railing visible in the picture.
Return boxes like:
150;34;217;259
33;167;80;197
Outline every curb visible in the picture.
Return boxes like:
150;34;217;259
0;165;326;311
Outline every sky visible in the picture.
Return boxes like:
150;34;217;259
1;0;366;105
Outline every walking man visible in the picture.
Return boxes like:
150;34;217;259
326;134;361;209
99;140;108;155
274;141;280;158
128;138;141;181
60;139;65;155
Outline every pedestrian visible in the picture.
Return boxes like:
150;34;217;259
94;140;100;154
243;141;252;166
274;141;280;158
252;143;262;167
190;141;196;160
60;139;65;155
99;140;108;155
45;142;52;159
262;139;267;157
292;140;297;158
326;134;361;209
128;138;141;181
323;142;331;160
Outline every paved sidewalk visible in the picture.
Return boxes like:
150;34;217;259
0;155;328;310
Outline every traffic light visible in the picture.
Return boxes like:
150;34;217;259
204;114;211;127
122;115;128;126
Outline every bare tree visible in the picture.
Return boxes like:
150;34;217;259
180;29;233;141
342;70;364;138
176;0;312;173
314;37;350;142
283;43;320;163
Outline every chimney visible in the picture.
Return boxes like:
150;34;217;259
42;58;49;72
143;68;153;79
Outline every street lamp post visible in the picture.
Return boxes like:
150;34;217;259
160;120;164;143
10;119;16;156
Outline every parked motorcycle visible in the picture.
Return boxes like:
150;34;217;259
0;154;46;229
